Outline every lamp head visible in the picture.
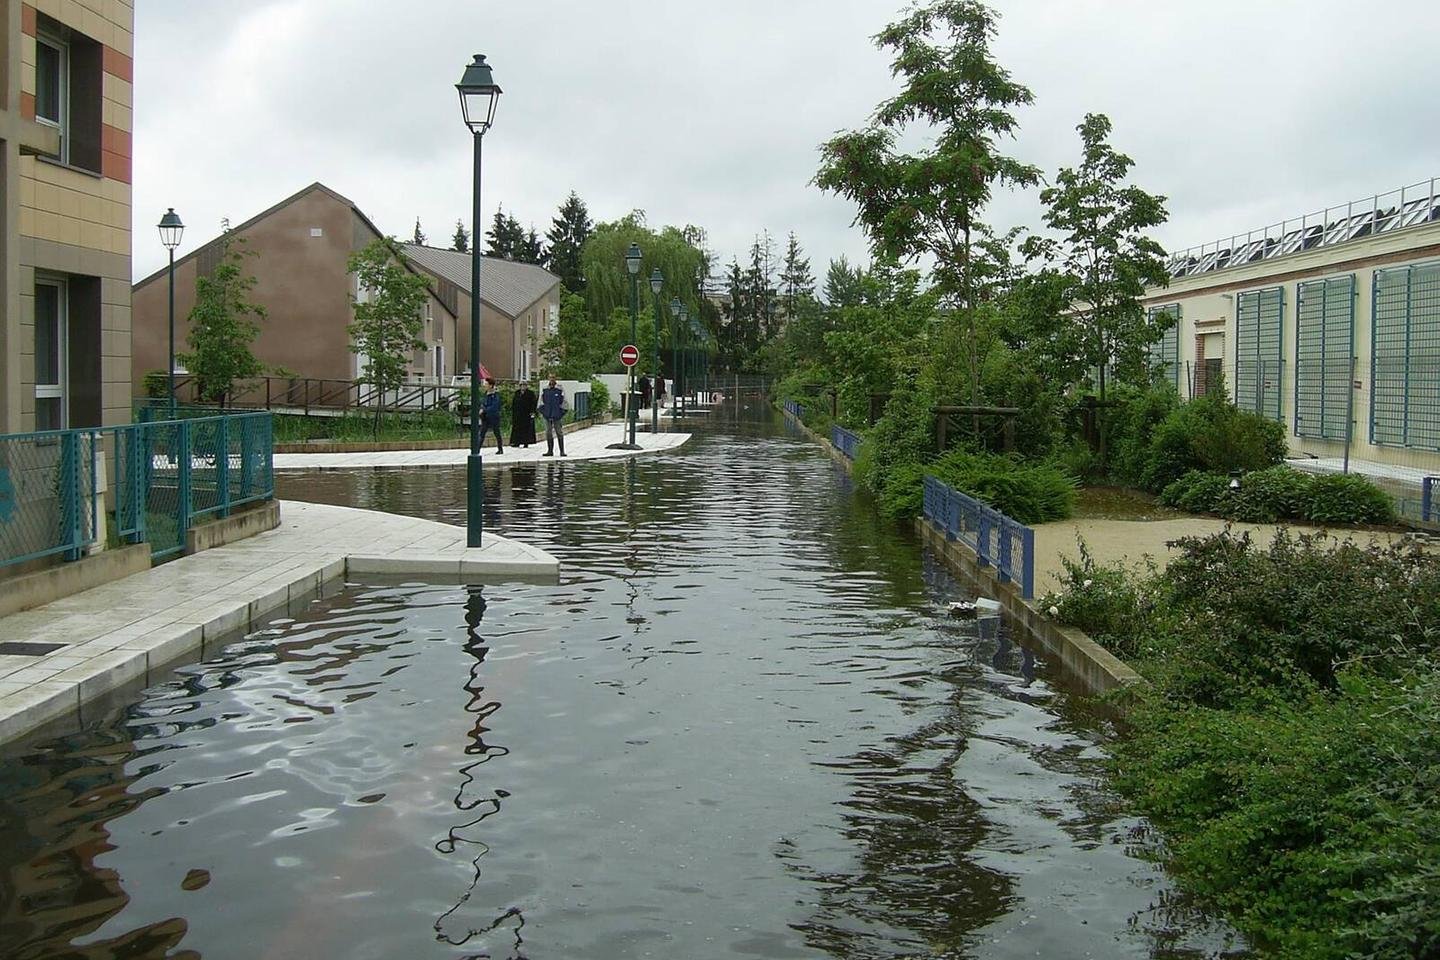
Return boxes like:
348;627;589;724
158;208;184;250
625;243;642;276
456;54;502;134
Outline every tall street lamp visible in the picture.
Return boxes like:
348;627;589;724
668;297;681;419
457;53;502;548
678;303;690;418
648;267;663;435
157;208;184;416
624;243;642;447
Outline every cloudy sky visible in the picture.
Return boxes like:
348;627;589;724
133;0;1440;283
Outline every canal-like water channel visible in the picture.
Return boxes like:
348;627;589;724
0;418;1245;959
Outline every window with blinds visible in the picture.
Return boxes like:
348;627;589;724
1371;261;1440;450
1293;276;1355;440
1235;286;1284;421
1147;304;1181;387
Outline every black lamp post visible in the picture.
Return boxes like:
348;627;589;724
668;297;681;419
624;243;642;447
157;208;184;417
457;54;502;548
648;267;663;434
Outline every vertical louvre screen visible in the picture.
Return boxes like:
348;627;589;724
1148;304;1180;387
1371;261;1440;449
1235;286;1284;421
1294;276;1355;440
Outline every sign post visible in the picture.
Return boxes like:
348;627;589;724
607;344;644;450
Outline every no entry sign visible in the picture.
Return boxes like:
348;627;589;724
620;344;640;367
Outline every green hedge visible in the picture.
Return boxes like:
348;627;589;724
1042;532;1440;959
867;446;1077;525
1159;467;1396;526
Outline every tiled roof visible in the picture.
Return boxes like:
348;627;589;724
402;244;561;319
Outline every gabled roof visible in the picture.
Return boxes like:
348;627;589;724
402;244;562;319
133;182;456;319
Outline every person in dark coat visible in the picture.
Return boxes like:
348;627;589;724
540;375;567;457
477;378;504;454
510;382;538;448
639;375;653;409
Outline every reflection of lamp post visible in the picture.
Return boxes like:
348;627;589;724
649;267;663;435
678;303;690;417
625;243;642;447
456;54;502;548
157;208;184;416
668;297;681;420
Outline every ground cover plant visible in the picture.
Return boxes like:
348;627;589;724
1043;531;1440;958
1158;466;1396;525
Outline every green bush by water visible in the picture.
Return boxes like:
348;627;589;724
1158;467;1396;526
1042;531;1440;959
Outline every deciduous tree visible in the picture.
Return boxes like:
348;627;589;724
179;236;267;407
348;238;431;437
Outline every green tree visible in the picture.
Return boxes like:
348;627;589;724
517;225;547;266
779;231;814;319
815;0;1040;412
486;208;526;260
452;220;470;253
823;256;866;308
348;238;431;437
546;192;593;293
179;236;267;407
1023;113;1169;400
412;218;427;246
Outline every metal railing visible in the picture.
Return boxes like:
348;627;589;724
782;400;804;418
0;411;274;569
922;475;1036;599
1165;177;1440;280
831;424;862;460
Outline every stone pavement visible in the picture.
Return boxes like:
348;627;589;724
0;500;558;745
273;421;691;472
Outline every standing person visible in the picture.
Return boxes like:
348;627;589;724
656;375;667;407
477;378;504;454
510;381;538;449
540;375;568;457
639;375;653;410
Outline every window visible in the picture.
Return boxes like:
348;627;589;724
1235;286;1285;421
33;18;102;173
1371;261;1440;450
1294;276;1355;440
35;33;67;160
1147;304;1181;387
34;279;67;430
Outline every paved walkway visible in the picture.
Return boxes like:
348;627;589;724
0;500;558;745
273;421;691;472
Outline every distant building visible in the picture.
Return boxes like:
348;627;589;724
402;244;562;382
0;0;135;432
1143;177;1440;472
131;183;459;394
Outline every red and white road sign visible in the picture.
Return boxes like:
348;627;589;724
620;344;640;367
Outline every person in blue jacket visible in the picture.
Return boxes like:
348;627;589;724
477;378;504;454
540;375;567;457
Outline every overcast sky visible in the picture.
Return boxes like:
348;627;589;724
133;0;1440;284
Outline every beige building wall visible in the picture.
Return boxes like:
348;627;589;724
132;185;457;396
453;282;562;383
1145;218;1440;472
2;0;132;432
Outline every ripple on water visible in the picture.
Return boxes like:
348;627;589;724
0;423;1246;959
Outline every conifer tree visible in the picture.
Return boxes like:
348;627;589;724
412;218;427;246
452;220;470;253
546;192;593;293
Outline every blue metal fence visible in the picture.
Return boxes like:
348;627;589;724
922;475;1036;599
0;411;274;569
782;400;804;418
831;424;862;460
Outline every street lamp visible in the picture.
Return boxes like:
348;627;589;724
649;267;663;434
157;208;184;416
668;297;681;419
678;303;690;418
625;243;642;447
457;53;502;548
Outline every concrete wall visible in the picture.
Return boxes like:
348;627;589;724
1;0;133;432
1146;219;1440;473
132;187;457;393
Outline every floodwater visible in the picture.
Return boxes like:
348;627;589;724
0;416;1246;959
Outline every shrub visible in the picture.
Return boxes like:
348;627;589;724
1138;390;1287;492
1304;473;1396;525
1106;383;1181;485
587;378;611;417
1040;540;1152;660
929;449;1076;525
1220;465;1315;522
1158;470;1232;514
142;370;169;399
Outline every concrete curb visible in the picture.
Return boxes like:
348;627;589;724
0;544;151;619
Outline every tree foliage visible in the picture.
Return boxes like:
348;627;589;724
347;238;431;436
451;220;470;253
546;192;593;294
412;218;427;246
179;236;268;407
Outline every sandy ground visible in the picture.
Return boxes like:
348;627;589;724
1031;517;1414;595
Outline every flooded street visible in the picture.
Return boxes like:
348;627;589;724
0;420;1244;958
